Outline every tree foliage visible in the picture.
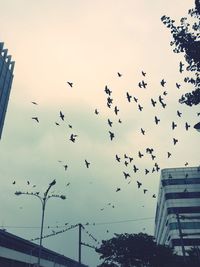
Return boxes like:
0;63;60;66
161;0;200;106
96;233;177;267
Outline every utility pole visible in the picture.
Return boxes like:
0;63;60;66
176;213;186;264
78;223;82;264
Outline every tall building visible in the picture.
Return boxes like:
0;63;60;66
154;166;200;255
0;42;15;139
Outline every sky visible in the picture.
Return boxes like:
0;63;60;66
0;0;199;266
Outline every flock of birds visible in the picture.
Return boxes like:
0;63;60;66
12;67;200;238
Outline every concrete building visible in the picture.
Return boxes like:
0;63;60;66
0;42;15;139
0;229;88;267
154;166;200;255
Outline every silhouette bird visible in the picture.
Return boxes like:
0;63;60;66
167;152;171;158
185;122;190;131
141;128;145;135
64;165;68;171
173;138;178;145
109;131;115;141
117;72;122;77
172;121;177;130
31;101;38;105
177;110;182;117
155;116;160;125
12;181;16;185
176;83;181;89
95;109;99;115
60;111;64;121
133;165;139;173
55;122;60;126
151;154;156;161
138;104;143;111
118;119;122;123
116;188;121;192
70;134;77;143
67;81;73;87
129;157;133;163
124;154;128;159
138;80;147;88
68;124;72;128
160;79;166;87
151;98;157;107
108;119;113;127
136;181;142;188
143;189;148;194
32;117;39;123
152;194;156;198
133;97;138;103
138;151;144;158
107;97;113;104
114;106;119;115
145;169;149;175
124;161;129;167
179;61;184;73
85;160;90;168
126;92;132;102
142;71;146;76
123;172;130;179
163;91;167;96
104;85;112;95
185;162;189;166
27;181;30;185
115;154;120;162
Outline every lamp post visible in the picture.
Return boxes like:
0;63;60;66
15;179;66;267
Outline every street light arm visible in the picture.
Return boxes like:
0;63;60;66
44;179;56;198
15;191;43;204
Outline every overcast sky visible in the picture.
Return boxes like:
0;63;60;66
0;0;199;266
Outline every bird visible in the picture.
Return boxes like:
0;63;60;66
55;122;60;126
70;134;77;143
133;97;138;103
115;154;120;162
197;112;200;116
173;138;178;145
85;160;90;168
126;92;132;102
107;97;113;104
108;119;113;127
124;161;129;167
179;61;184;73
185;162;189;166
12;181;16;185
129;157;133;163
138;151;144;158
160;79;166;87
152;194;156;198
163;91;167;96
151;155;156;161
151;98;157;107
104;85;112;95
136;181;142;188
27;181;30;185
177;110;182;117
117;72;122;77
167;152;171;158
64;165;68;171
109;131;115;141
66;182;70;187
118;119;122;123
95;109;99;115
138;104;143;111
31;101;38;105
141;128;145;135
123;172;130;179
142;71;146;76
138;80;147;88
133;165;139;173
114;106;119;115
145;169;149;175
32;117;39;123
68;124;72;128
172;121;177;130
60;111;64;121
143;189;148;194
185;122;190;131
116;188;121;192
154;116;160;125
176;83;181;89
124;154;128;159
67;81;73;87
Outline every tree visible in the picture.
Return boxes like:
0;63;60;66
161;0;200;106
96;233;176;267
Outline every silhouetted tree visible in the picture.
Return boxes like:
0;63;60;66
96;233;177;267
161;0;200;106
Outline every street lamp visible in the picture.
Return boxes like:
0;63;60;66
15;179;66;267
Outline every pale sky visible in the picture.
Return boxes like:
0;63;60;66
0;0;199;266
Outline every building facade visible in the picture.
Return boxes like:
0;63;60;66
154;166;200;255
0;42;15;139
0;229;88;267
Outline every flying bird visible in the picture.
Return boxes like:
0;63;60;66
185;122;190;131
64;165;68;171
141;128;145;135
173;138;178;145
60;111;64;121
70;134;77;143
138;151;144;158
143;189;148;194
133;97;138;103
67;81;73;87
179;61;184;73
177;110;182;117
163;91;167;96
151;154;156;161
138;80;147;88
152;194;156;198
104;85;112;95
160;79;166;87
114;106;119;115
123;172;130;179
85;160;90;168
133;165;139;173
116;188;121;192
145;169;149;175
55;122;60;126
31;101;38;105
115;154;121;162
12;181;16;185
117;72;122;77
108;119;113;127
95;109;99;115
154;116;160;125
138;104;143;111
126;92;132;102
109;131;115;141
136;181;142;188
151;98;157;107
176;83;181;89
172;121;177;130
32;117;39;123
167;152;171;158
141;71;146;76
